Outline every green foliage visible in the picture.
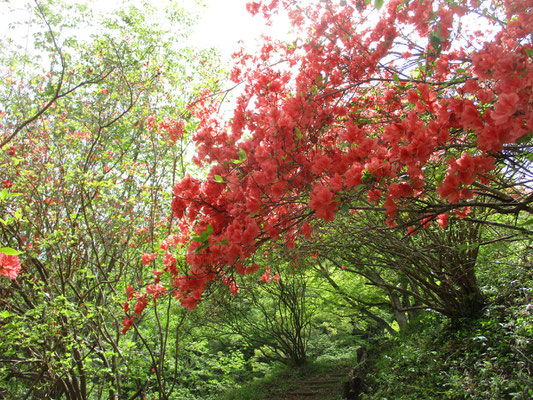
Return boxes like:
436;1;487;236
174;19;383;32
170;339;248;399
361;249;533;400
203;261;314;366
0;0;223;398
1;1;531;399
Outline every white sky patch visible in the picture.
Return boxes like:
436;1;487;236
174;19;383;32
187;0;293;60
0;0;293;61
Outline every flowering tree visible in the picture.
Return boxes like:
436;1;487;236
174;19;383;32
162;0;532;311
0;1;222;398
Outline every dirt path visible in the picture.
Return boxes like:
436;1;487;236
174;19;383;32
263;370;349;400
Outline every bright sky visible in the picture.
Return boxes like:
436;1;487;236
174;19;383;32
188;0;292;60
0;0;291;60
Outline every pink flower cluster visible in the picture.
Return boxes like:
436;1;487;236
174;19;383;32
0;253;21;280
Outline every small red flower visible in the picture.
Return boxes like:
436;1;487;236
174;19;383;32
261;266;272;282
0;253;21;280
126;284;135;301
309;184;337;222
437;213;449;228
134;295;148;316
300;222;313;239
121;316;135;335
142;253;157;266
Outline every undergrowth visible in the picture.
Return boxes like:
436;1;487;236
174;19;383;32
361;259;533;400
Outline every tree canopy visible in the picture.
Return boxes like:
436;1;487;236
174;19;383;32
156;0;532;313
1;1;532;399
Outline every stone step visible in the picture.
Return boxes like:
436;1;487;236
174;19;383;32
306;379;342;385
285;391;320;396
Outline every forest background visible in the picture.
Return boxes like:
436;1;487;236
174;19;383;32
0;0;531;399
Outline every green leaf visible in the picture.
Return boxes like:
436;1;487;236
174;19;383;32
194;242;209;254
375;0;384;9
516;132;532;144
0;247;22;256
339;203;351;213
214;175;224;183
429;30;443;51
525;48;533;57
362;170;375;184
231;149;248;164
393;73;400;83
194;225;213;243
519;218;533;227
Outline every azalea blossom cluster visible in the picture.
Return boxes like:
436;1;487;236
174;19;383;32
122;232;188;333
0;253;21;280
145;115;185;145
122;268;169;334
133;0;531;316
